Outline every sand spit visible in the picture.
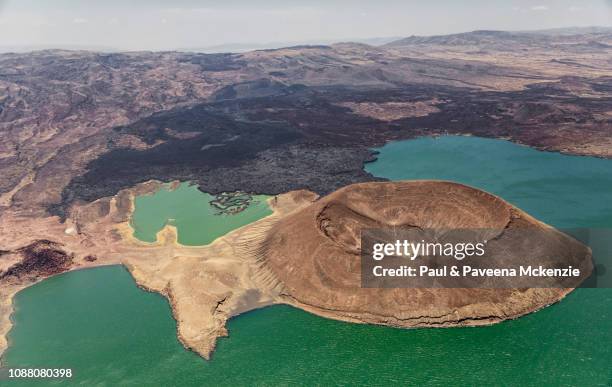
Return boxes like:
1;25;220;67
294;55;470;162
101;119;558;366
0;181;592;360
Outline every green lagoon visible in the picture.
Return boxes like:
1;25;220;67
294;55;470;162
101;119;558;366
3;136;612;385
130;182;271;245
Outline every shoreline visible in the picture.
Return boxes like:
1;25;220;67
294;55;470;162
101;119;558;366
0;187;317;361
0;261;124;365
0;161;596;361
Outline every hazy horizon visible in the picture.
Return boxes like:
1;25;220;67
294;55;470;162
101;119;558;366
0;0;611;52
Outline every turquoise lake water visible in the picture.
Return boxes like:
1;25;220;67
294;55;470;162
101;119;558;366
3;136;612;385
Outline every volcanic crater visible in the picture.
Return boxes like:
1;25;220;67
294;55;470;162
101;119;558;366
262;181;593;328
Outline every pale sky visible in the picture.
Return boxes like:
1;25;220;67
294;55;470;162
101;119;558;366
0;0;611;51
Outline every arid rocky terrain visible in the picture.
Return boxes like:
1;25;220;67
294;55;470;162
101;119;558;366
1;28;611;219
0;27;609;359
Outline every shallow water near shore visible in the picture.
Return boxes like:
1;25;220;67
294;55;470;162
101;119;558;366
4;136;612;385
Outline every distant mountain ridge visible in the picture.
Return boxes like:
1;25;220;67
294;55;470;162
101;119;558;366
385;26;612;47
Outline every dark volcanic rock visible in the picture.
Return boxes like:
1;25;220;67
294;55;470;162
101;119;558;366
1;240;72;280
0;34;610;218
50;79;612;218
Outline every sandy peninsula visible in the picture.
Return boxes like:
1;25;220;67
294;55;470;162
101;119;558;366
0;181;316;359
